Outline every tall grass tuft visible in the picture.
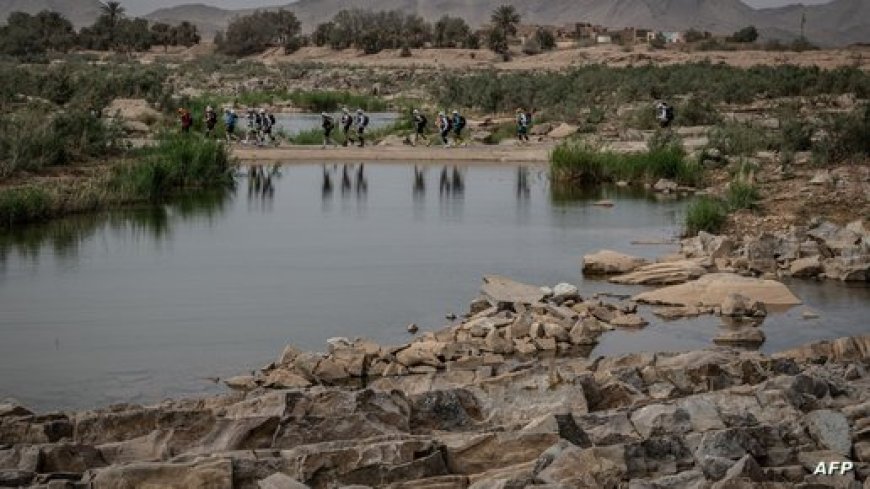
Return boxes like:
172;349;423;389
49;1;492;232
726;180;760;210
0;186;55;228
685;197;727;235
550;141;703;186
111;134;236;201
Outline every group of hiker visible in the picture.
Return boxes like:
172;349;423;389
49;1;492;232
178;100;675;148
177;106;278;146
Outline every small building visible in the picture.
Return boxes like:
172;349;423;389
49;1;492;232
660;31;687;44
596;35;612;44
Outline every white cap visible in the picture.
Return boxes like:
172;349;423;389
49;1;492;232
342;107;349;113
452;110;458;114
438;111;445;116
206;106;213;111
321;112;328;117
413;109;419;114
356;108;363;114
259;109;266;114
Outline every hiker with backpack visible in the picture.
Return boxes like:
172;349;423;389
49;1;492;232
178;108;193;134
437;111;452;147
321;112;338;148
656;101;675;128
224;108;238;143
355;109;370;148
260;109;277;145
204;106;218;138
451;110;467;147
245;108;258;145
340;108;355;147
516;108;530;143
412;109;429;147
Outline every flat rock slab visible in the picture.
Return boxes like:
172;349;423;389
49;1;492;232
583;250;649;275
633;273;801;308
481;275;545;305
610;259;707;285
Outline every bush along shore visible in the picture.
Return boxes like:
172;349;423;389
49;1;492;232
1;272;869;488
0;134;236;228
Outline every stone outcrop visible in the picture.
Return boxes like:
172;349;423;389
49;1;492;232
582;250;650;275
633;273;801;308
2;332;869;488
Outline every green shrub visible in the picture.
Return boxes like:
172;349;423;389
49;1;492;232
707;122;771;156
778;115;813;152
726;180;760;210
676;96;720;126
685;197;727;235
812;104;869;165
0;186;55;227
111;134;235;201
550;141;702;186
0;108;122;178
289;90;388;112
287;128;325;145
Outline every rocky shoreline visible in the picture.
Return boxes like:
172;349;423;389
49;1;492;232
2;271;870;489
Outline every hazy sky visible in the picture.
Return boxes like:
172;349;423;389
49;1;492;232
122;0;835;17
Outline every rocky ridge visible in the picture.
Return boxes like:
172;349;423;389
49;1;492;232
2;273;869;488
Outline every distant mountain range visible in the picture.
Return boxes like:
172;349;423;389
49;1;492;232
2;0;868;47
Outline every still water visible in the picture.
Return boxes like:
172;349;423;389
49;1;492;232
1;163;867;411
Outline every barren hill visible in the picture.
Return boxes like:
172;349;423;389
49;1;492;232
0;0;103;28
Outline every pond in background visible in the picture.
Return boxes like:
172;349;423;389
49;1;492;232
1;163;867;411
273;112;399;135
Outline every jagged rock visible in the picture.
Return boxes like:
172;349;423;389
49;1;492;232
610;260;707;286
790;256;823;278
0;402;33;418
693;428;766;463
552;283;580;301
481;276;545;305
582;250;650;275
396;341;446;368
809;169;834;185
258;473;309;489
634;273;801;308
90;458;234;489
774;335;870;362
713;329;766;348
538;445;627;487
445;432;559;475
610;313;648;328
630;404;692;438
224;375;258;390
720;293;765;317
804;409;852;457
262;369;312;389
410;389;483;433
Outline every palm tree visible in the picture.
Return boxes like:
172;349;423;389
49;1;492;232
100;1;125;29
491;5;521;38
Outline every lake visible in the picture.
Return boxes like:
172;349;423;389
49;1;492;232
1;163;867;411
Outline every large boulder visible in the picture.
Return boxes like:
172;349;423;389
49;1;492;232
610;260;707;286
480;275;545;305
790;256;823;278
548;124;579;139
633;273;801;308
804;409;852;457
537;445;627;487
583;250;650;275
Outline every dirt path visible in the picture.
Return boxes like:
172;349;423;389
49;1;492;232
231;144;553;163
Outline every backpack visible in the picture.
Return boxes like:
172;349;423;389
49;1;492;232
665;106;675;122
442;116;452;131
361;114;370;127
269;114;276;125
417;114;427;128
525;112;533;126
323;116;334;130
456;115;466;131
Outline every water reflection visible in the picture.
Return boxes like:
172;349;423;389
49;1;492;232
247;165;279;212
0;188;233;265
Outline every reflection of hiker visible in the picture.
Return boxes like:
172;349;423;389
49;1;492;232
516;108;530;143
412;109;429;147
437;111;452;147
355;108;370;148
178;108;193;134
656;101;675;128
321;112;337;148
204;106;218;137
451;110;466;146
224;109;238;142
340;108;354;147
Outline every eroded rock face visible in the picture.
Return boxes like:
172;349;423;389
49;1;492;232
583;250;650;275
